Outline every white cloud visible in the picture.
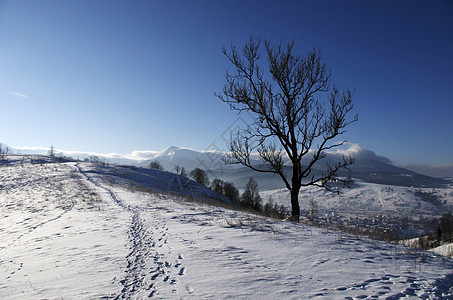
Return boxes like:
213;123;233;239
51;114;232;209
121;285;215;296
326;142;391;163
9;91;28;98
244;142;393;166
11;146;48;153
127;150;160;160
53;149;159;162
9;145;160;162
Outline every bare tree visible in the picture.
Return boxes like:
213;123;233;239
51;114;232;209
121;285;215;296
149;160;164;170
174;165;181;175
180;167;187;178
223;181;239;205
174;165;188;177
241;177;262;211
48;145;55;157
217;36;357;222
190;168;210;187
0;143;11;160
211;178;224;194
308;198;318;223
440;213;453;242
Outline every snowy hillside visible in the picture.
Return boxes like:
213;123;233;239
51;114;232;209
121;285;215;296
1;155;453;298
262;179;453;239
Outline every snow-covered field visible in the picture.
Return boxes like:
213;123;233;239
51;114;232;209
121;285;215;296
262;179;453;239
262;180;453;217
1;156;453;299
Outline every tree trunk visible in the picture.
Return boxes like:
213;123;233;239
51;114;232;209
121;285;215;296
290;186;301;222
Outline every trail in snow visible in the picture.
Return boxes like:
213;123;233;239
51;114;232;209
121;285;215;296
75;163;128;210
75;163;186;299
378;189;385;209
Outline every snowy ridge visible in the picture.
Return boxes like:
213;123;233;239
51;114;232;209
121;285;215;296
1;155;453;298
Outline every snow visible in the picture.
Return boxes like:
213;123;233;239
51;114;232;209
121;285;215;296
1;155;453;298
432;243;453;257
262;179;452;214
262;178;453;239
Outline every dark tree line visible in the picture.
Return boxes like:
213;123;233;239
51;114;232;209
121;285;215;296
167;164;288;219
438;213;453;243
211;177;288;218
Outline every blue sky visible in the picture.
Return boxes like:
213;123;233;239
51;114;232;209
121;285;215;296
0;0;452;165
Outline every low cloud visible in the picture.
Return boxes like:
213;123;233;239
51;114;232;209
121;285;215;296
326;142;391;163
10;146;154;162
255;142;392;166
127;150;160;160
9;91;28;98
11;146;48;153
53;149;159;162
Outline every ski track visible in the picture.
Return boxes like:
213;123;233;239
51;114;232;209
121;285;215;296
378;189;385;209
76;163;185;298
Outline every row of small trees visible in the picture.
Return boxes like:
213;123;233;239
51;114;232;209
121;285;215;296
148;161;210;188
211;178;262;210
148;161;210;187
148;160;246;206
148;160;288;219
213;177;288;219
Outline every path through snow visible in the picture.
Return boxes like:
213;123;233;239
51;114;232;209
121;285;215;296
76;163;187;298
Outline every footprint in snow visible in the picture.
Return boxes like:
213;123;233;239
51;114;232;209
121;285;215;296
186;286;195;294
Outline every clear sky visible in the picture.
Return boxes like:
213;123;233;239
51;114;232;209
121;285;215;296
1;0;452;165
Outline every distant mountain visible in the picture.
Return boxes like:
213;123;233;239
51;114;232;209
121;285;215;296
138;146;235;172
142;146;450;190
5;143;450;189
345;159;450;188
